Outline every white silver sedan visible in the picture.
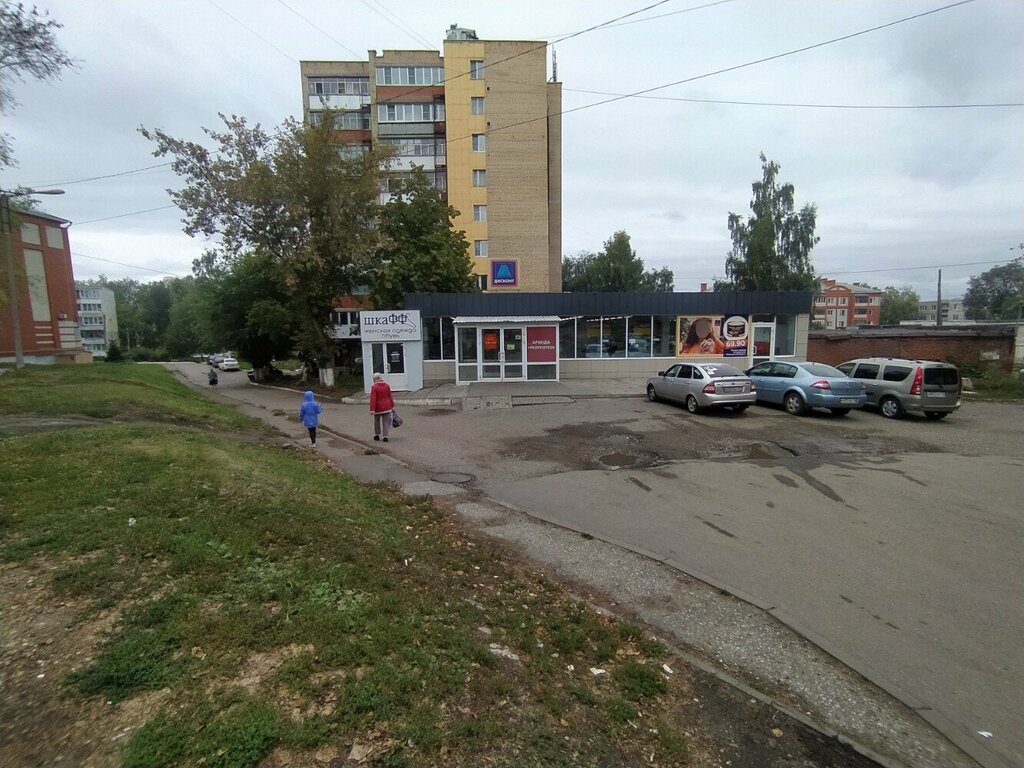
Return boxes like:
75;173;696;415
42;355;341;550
646;362;756;414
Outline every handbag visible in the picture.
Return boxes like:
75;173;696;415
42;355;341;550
391;410;403;428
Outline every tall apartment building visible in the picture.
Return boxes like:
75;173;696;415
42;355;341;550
918;297;965;324
300;24;562;293
75;284;119;357
813;278;881;329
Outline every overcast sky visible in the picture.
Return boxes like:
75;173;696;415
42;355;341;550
6;0;1022;299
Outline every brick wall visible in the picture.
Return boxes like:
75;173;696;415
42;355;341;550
808;327;1016;371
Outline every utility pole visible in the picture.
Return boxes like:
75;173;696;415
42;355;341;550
936;269;943;328
1;188;66;368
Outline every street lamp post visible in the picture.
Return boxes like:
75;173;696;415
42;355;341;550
1;188;66;368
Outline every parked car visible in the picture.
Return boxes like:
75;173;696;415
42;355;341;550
208;353;225;367
745;361;866;416
247;364;285;383
646;362;756;414
835;357;961;419
218;357;240;371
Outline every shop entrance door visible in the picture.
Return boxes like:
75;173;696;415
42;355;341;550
752;323;774;365
479;327;524;382
370;342;407;390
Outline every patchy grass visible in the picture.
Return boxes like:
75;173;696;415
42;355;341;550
0;363;260;429
1;366;698;767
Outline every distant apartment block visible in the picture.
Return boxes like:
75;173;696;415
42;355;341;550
75;284;119;357
918;297;965;324
300;24;562;292
813;278;881;329
1;207;85;364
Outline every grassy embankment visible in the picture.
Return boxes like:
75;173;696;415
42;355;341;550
0;364;694;767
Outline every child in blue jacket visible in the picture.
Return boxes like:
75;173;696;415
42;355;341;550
298;390;323;447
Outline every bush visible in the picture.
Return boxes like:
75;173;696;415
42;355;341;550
105;341;125;362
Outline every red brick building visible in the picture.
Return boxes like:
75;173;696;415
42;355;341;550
813;278;881;329
1;208;86;364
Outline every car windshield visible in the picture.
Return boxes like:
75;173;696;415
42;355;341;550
801;363;845;377
702;364;744;377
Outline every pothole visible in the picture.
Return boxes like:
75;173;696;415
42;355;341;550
598;453;640;469
431;472;474;484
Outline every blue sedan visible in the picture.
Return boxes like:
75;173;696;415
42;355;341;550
745;361;867;416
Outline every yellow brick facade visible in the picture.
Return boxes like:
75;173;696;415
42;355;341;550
301;32;562;293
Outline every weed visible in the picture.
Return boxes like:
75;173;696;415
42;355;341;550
614;661;667;701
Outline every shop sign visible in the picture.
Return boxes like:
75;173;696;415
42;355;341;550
359;310;421;342
483;331;499;351
721;315;749;357
490;260;518;287
526;326;557;363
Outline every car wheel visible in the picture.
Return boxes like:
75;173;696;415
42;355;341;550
732;404;749;413
831;408;850;416
685;395;702;414
783;392;806;416
924;411;948;420
880;396;904;419
646;385;658;402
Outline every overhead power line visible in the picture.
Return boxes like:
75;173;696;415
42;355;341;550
72;250;182;276
450;0;979;145
73;205;178;226
359;0;434;49
275;0;362;58
25;162;173;189
206;0;297;63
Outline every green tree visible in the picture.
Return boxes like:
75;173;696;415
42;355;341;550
562;231;674;292
0;1;77;167
202;251;297;370
719;153;819;292
964;253;1024;321
369;167;476;309
140;114;390;370
879;285;920;325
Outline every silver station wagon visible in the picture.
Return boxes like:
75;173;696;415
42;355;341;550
646;362;756;414
836;357;962;419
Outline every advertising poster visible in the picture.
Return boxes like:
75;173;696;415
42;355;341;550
526;326;557;363
677;315;725;356
721;314;749;357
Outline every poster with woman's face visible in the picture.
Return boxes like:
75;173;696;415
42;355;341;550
678;316;725;356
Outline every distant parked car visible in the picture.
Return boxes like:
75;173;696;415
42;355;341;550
646;362;756;414
836;357;961;419
218;357;240;371
208;353;225;367
745;361;866;416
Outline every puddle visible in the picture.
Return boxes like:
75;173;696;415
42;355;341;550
705;442;795;460
598;453;639;469
431;472;473;484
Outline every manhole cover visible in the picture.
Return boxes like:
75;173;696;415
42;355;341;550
431;472;474;483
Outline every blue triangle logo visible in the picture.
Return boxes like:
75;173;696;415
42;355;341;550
495;264;514;279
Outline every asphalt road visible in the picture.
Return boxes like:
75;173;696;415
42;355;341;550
184;365;1023;768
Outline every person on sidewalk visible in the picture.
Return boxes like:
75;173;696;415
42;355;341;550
208;367;218;387
369;372;394;442
298;390;323;447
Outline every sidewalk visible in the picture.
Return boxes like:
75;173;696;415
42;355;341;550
340;377;648;407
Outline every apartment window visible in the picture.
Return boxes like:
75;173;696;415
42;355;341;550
472;169;486;187
469;60;484;79
380;137;444;157
46;226;63;249
375;66;445;85
476;274;488;291
474;240;488;257
378;103;445;123
471;133;486;152
20;223;40;245
470;96;485;115
473;205;487;222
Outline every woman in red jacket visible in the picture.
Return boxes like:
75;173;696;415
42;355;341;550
369;372;395;442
